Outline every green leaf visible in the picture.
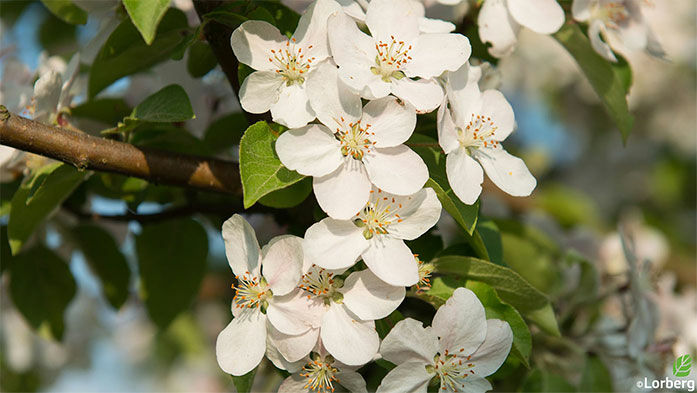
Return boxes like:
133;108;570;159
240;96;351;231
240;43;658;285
72;224;131;309
130;84;195;123
525;303;561;337
554;24;634;142
89;8;189;97
522;369;576;392
40;0;87;25
70;98;132;126
123;0;172;45
8;164;87;255
130;124;211;156
239;121;305;208
579;355;613;392
673;354;692;377
1;226;12;273
258;177;312;208
187;41;218;78
477;219;503;265
203;112;247;154
232;368;257;393
9;246;76;340
375;310;405;339
136;218;208;329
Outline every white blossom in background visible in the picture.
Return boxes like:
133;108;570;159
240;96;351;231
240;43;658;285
304;186;441;286
276;62;428;219
216;215;304;376
73;0;122;63
572;0;665;62
478;0;565;58
328;0;471;112
32;53;81;124
377;288;513;393
0;58;34;181
230;0;340;128
438;63;536;204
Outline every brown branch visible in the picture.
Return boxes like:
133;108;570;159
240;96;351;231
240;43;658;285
0;107;242;195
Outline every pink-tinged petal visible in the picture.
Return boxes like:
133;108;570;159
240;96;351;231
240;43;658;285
404;33;471;79
304;218;370;270
469;319;513;377
446;149;484;205
222;214;261;277
380;318;439;364
307;61;363;129
362;236;419;286
507;0;564;34
321;304;380;366
261;236;304;295
366;0;420;43
313;161;372;219
276;124;343;177
391;77;444;113
268;323;320;363
388;188;442;240
480;89;515;141
216;311;267;376
478;0;520;58
293;0;343;59
376;361;432;393
437;102;461;154
364;145;428;196
239;71;284;113
270;83;316;128
474;147;536;197
341;269;405;320
362;96;417;148
432;287;487;356
231;20;287;71
267;289;325;335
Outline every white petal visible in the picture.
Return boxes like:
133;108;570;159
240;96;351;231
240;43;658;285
313;161;372;219
33;70;61;122
364;145;428;196
266;336;306;373
588;20;617;62
270;83;316;128
391;77;444;113
341;269;405;320
216;311;267;376
446;375;492;393
507;0;565;34
446;69;481;126
475;147;536;197
278;374;309;393
337;370;369;393
307;61;363;130
446;149;484;205
469;319;513;377
366;0;420;43
267;289;325;335
261;235;304;295
480;89;515;141
362;236;419;286
376;361;432;393
571;0;591;21
231;20;287;71
321;304;379;366
389;187;442;240
437;102;461;154
293;0;343;60
239;71;284;114
304;218;370;270
404;33;471;79
380;318;439;364
58;53;80;110
328;12;376;79
222;214;261;277
268;323;320;363
478;0;520;58
362;96;416;148
418;17;456;34
276;124;343;177
432;287;487;356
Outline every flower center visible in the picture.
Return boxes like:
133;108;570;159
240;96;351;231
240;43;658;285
370;35;411;82
299;265;344;305
415;257;434;293
300;354;339;393
594;1;629;28
457;114;499;151
353;190;407;239
268;38;315;86
335;120;375;161
232;272;271;311
426;350;475;392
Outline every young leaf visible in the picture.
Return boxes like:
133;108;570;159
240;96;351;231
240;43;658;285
136;218;208;329
130;84;195;123
232;368;257;393
187;41;218;78
123;0;172;45
9;246;77;340
239;121;305;208
579;355;613;392
40;0;87;25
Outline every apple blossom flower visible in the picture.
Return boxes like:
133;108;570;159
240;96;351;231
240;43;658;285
32;53;81;124
276;62;428;219
478;0;565;58
267;266;404;366
377;288;513;393
303;186;442;286
216;215;304;376
230;0;341;128
438;64;536;204
327;0;471;112
571;0;665;62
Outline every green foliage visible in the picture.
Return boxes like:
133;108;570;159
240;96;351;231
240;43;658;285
1;226;12;273
232;368;257;393
70;98;133;126
555;24;634;142
239;121;305;208
72;224;131;309
89;8;190;97
8;163;87;255
130;124;211;156
40;0;87;25
9;246;76;340
187;41;218;78
38;10;77;56
130;85;195;123
375;310;405;339
258;177;312;208
123;0;172;45
136;218;208;329
579;356;613;392
534;184;601;229
203;112;247;154
521;368;576;392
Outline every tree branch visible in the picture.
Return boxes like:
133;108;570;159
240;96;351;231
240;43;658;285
0;107;242;195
